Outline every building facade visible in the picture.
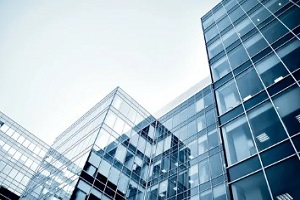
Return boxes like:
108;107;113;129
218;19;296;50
0;0;300;199
0;112;49;200
202;0;300;199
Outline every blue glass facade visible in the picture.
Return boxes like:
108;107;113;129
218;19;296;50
202;0;300;199
0;0;299;199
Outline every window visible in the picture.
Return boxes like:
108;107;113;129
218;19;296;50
115;145;127;163
266;156;300;200
279;5;300;30
273;86;300;136
236;67;264;101
213;183;226;200
235;17;255;38
232;172;272;200
206;109;216;127
198;134;208;155
241;0;259;13
250;4;271;25
247;101;287;151
208;38;224;58
276;38;300;72
222;28;239;48
216;79;241;114
188;140;198;159
261;19;288;44
199;159;210;184
210;153;223;178
243;32;268;57
211;56;231;81
189;164;199;187
222;116;256;165
197;115;206;131
228;44;249;69
255;53;288;87
217;16;231;32
196;98;204;112
205;26;218;42
229;6;244;23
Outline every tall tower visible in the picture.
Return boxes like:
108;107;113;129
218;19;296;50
201;0;300;199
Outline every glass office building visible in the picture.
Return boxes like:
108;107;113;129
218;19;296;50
202;0;300;199
21;87;157;200
0;112;49;200
1;0;300;199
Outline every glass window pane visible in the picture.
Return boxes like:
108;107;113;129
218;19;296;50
211;56;231;81
266;156;300;200
196;98;204;112
261;19;288;44
232;172;272;200
247;101;287;151
208;38;224;58
199;159;210;184
213;183;226;200
188;140;198;159
205;26;218;42
241;0;259;13
210;153;223;178
254;53;288;87
236;67;264;101
206;109;216;127
279;5;300;30
250;5;272;25
235;17;255;37
197;115;206;132
228;44;249;69
264;0;290;13
216;79;241;114
189;164;199;187
243;32;268;57
276;37;300;72
198;134;208;155
222;28;239;48
229;6;244;23
273;86;300;136
222;116;257;165
217;16;231;32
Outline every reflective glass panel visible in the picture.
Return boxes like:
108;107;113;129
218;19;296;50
222;116;257;165
247;101;287;151
216;79;241;114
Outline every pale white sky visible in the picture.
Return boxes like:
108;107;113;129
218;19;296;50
0;0;220;145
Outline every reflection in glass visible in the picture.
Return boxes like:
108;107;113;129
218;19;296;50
216;79;241;114
266;156;300;200
255;53;288;87
228;44;249;69
273;86;300;136
232;172;272;200
222;116;256;165
198;134;208;155
247;101;287;151
199;159;210;184
235;67;264;101
211;56;231;81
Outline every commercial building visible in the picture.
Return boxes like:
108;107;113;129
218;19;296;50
0;112;49;200
202;0;300;199
0;0;299;199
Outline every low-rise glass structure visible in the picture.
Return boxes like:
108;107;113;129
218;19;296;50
0;112;49;200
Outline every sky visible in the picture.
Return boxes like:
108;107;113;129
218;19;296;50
0;0;220;145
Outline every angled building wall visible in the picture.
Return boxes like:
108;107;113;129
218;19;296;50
202;0;300;199
0;112;49;200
